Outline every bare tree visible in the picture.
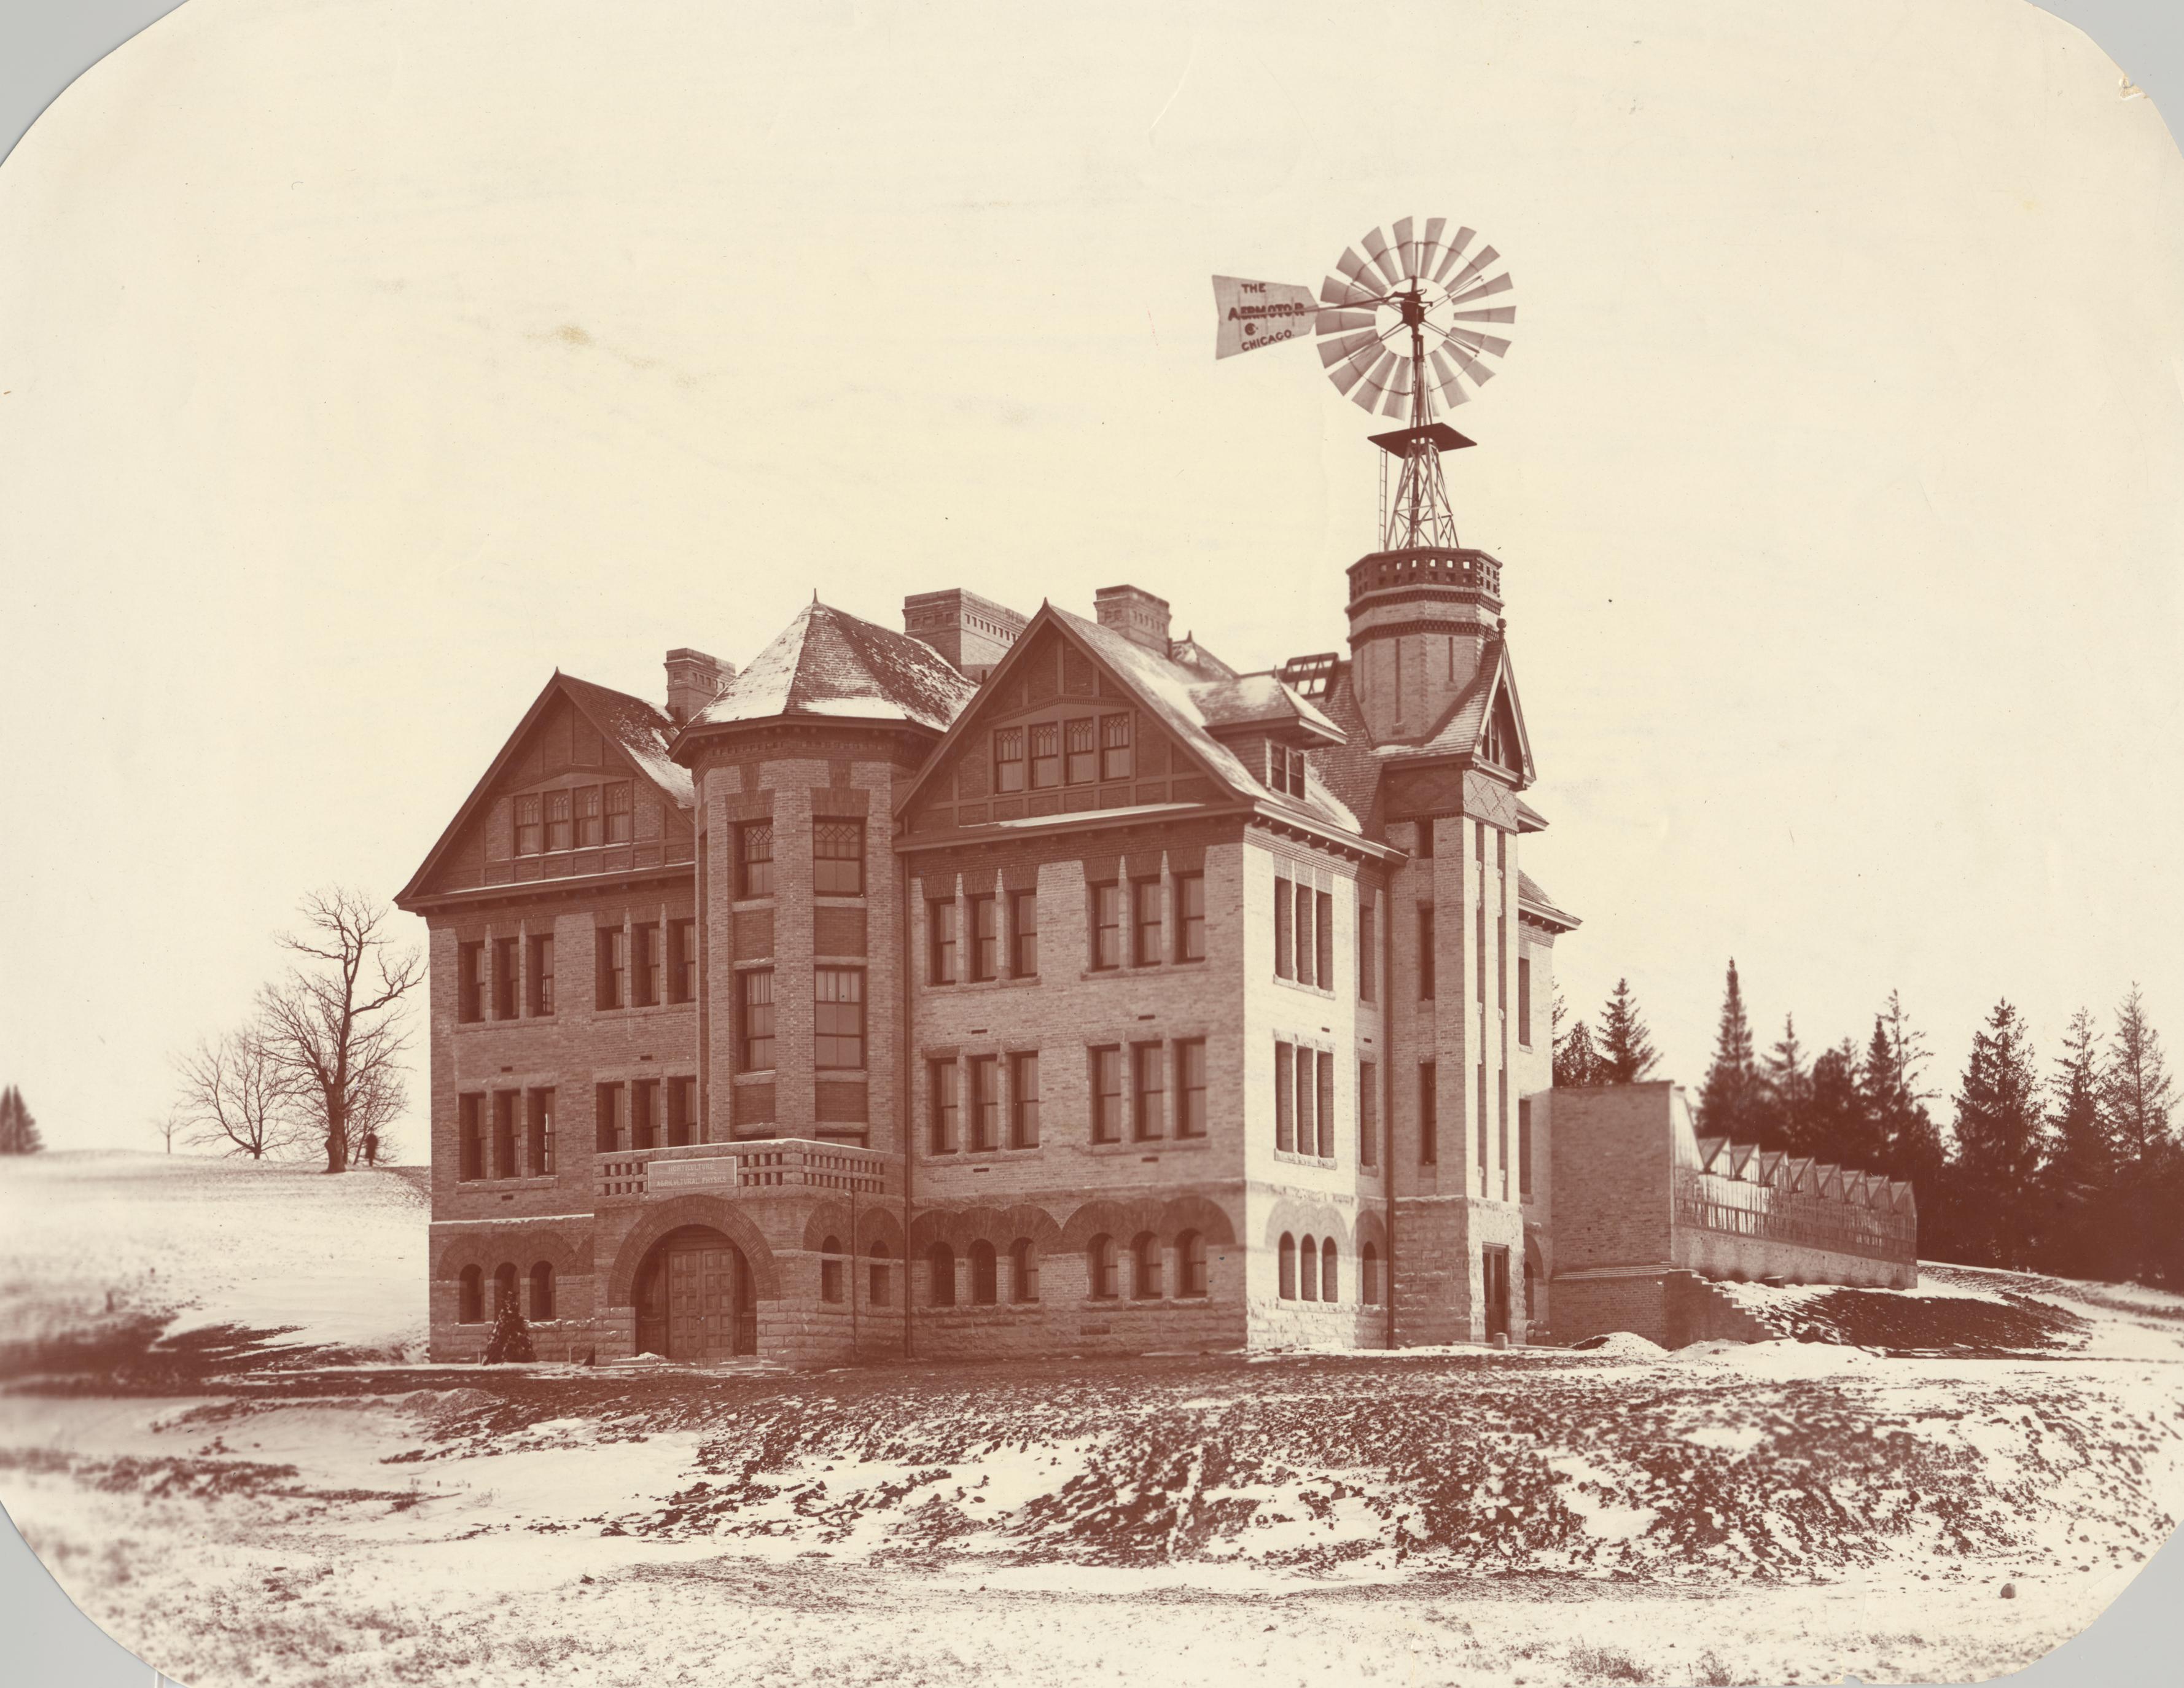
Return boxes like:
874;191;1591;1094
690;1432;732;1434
257;888;423;1173
172;1025;306;1160
151;1110;183;1154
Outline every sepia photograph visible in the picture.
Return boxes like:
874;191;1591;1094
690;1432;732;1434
3;1;2183;1684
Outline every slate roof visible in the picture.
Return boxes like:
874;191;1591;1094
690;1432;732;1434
1187;671;1344;740
1517;869;1580;930
556;673;693;809
1303;661;1386;836
1051;609;1365;835
681;600;977;739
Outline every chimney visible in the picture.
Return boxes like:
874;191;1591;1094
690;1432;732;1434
902;588;1028;682
1093;584;1171;653
664;648;735;725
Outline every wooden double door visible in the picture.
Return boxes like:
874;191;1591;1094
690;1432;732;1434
635;1227;755;1361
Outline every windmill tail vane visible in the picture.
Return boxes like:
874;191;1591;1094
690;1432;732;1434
1213;218;1516;552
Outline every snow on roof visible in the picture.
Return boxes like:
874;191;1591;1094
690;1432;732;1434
1517;869;1580;930
1053;609;1363;836
557;673;694;809
684;600;977;738
1188;671;1344;739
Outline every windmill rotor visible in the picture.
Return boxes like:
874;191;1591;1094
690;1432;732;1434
1213;219;1518;550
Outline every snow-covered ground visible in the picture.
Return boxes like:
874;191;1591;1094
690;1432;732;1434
2;1154;2183;1688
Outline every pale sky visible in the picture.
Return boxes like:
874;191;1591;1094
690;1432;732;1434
3;0;2180;1154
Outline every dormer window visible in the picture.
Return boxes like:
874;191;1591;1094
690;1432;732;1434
1265;742;1308;798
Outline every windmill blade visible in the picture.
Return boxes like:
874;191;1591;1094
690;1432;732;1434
1326;357;1369;399
1319;274;1380;308
1344;348;1400;411
1446;326;1513;358
1449;306;1517;324
1445;243;1500;293
1441;339;1498;385
1360;227;1405;289
1429;349;1473;405
1336;247;1384;297
1450;273;1515;306
1431;227;1476;283
1379;359;1414;417
1418;216;1449;277
1390;217;1418;278
1314;309;1376;336
1318;328;1381;367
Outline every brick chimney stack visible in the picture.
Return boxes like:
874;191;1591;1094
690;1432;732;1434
1093;584;1171;653
664;648;736;725
902;588;1028;682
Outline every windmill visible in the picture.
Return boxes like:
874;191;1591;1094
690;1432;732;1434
1213;219;1516;553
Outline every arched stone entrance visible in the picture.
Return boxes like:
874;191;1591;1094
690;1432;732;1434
633;1224;757;1360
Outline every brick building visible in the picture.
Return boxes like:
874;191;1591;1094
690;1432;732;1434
397;535;1914;1364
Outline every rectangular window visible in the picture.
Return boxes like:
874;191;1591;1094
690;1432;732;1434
1317;1049;1336;1160
1008;1051;1040;1147
514;795;542;856
1478;1063;1489;1175
596;925;626;1010
1174;873;1206;962
1414;817;1434;858
1316;890;1334;991
545;789;572;852
1090;882;1123;970
631;922;660;1007
604;780;633;844
1519;1097;1534;1197
594;1081;622;1153
527;933;555;1016
669;917;697;1004
1064;717;1097;784
1497;827;1507;869
1359;1060;1379;1167
1475;820;1486;860
1029;721;1061;788
740;969;775;1070
994;726;1026;793
1289;747;1308;796
1517;955;1532;1046
1266;742;1287;795
458;941;486;1024
812;820;865;896
526;1088;554;1176
459;1093;485;1179
1099;712;1133;780
1009;889;1039;978
928;897;958;985
969;1054;999;1151
738;822;774;898
929;1059;959;1153
969;893;998;981
492;1090;517;1177
1132;1043;1166;1140
1478;909;1488;1014
1275;1040;1295;1152
632;1078;660;1150
1273;877;1293;979
1132;879;1162;967
1294;882;1316;986
1418;905;1435;1000
1419;1062;1438;1164
668;1075;696;1147
1358;895;1376;1003
1090;1046;1123;1143
1498;1068;1509;1188
1176;1038;1207;1137
575;784;602;848
492;936;518;1020
814;968;865;1068
1295;1042;1317;1155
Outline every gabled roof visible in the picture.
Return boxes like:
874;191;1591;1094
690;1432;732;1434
1189;671;1345;743
1517;869;1581;932
396;671;690;909
1384;635;1537;782
676;599;976;745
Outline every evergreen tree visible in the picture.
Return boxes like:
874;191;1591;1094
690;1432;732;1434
1749;1014;1811;1151
2101;986;2177;1286
1596;979;1661;1085
0;1087;42;1154
483;1297;537;1364
1865;992;1950;1254
1554;1019;1604;1087
1801;1038;1879;1169
1952;1000;2048;1268
2040;1009;2116;1281
1696;960;1760;1138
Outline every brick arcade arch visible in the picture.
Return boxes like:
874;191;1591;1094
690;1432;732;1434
604;1196;780;1305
